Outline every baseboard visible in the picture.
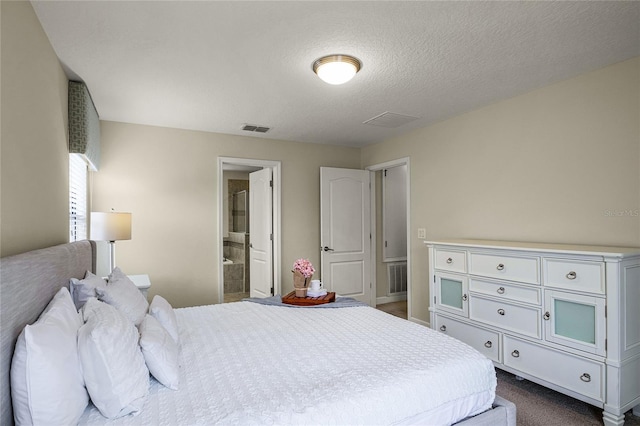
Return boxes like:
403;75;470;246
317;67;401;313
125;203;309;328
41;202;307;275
409;316;430;328
376;294;407;305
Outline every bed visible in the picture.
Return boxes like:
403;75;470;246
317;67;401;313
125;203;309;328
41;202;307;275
0;241;516;425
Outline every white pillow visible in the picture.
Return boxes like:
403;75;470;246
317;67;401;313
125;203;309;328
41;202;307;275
96;267;149;325
138;315;180;390
149;295;180;345
78;298;149;419
10;287;89;425
70;270;107;310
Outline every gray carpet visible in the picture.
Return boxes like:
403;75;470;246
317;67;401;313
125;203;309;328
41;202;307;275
496;369;640;425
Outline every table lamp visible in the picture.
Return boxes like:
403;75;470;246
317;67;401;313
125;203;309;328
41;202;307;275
90;211;132;272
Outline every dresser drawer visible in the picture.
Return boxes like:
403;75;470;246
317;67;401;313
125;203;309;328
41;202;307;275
470;278;541;305
434;249;467;273
470;296;541;339
544;259;605;294
435;314;500;363
470;252;540;284
503;335;604;402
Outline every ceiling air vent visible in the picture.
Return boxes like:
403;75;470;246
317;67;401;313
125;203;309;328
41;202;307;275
363;112;418;128
242;124;270;133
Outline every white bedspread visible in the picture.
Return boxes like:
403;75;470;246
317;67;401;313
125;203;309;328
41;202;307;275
79;302;496;425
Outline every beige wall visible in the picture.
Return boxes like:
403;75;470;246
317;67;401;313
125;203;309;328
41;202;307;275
2;1;638;320
362;57;640;323
0;1;69;257
92;121;360;308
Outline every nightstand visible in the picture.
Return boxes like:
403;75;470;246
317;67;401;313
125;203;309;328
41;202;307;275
127;274;151;300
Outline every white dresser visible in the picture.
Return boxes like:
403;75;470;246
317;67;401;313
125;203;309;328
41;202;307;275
426;239;640;426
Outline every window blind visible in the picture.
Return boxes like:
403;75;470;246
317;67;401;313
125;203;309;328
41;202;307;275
69;153;88;242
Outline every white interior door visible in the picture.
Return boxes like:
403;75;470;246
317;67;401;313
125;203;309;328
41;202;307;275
320;167;372;305
249;168;273;298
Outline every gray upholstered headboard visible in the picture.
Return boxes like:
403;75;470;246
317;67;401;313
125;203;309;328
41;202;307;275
0;240;96;426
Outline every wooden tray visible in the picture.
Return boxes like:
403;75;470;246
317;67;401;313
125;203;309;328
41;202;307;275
282;291;336;306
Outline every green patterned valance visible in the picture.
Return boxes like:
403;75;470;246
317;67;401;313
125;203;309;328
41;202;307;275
68;81;100;171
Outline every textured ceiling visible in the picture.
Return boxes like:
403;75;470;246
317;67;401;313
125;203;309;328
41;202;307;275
31;1;640;147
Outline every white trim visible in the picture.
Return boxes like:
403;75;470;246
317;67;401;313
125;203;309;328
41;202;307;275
217;157;282;303
369;171;377;306
366;157;411;318
376;294;407;305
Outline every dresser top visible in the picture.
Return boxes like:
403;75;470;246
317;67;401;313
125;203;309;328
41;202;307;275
425;239;640;258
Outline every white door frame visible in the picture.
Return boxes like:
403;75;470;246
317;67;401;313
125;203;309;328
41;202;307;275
217;157;281;303
366;157;412;320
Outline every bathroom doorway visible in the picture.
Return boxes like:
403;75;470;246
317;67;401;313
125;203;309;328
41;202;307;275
223;173;253;302
217;157;282;303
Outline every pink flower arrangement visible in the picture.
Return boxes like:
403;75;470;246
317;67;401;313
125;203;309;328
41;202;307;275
292;258;315;278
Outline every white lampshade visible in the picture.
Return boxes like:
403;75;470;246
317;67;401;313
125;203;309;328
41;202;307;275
313;55;361;85
90;212;132;242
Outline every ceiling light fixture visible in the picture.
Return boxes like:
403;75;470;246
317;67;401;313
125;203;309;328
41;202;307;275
313;54;361;85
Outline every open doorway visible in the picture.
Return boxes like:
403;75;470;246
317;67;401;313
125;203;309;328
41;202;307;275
217;157;282;304
367;158;411;320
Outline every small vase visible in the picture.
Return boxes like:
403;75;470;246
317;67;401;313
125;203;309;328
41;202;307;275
292;270;311;297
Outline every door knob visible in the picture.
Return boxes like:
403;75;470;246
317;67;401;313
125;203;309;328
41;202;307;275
322;246;334;252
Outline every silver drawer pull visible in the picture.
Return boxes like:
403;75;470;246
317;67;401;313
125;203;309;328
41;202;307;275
462;294;468;302
543;311;551;320
511;350;520;358
446;257;453;264
497;287;505;294
484;341;492;348
497;264;505;271
497;308;505;316
440;325;447;332
580;373;591;383
566;271;577;280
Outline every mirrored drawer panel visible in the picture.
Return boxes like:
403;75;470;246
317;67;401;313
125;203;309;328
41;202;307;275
544;259;605;294
470;296;541;339
470;252;540;284
469;278;541;305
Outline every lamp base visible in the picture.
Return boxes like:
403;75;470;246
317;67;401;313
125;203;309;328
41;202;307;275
108;240;116;272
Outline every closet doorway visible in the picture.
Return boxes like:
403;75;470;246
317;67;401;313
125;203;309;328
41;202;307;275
217;157;281;303
367;158;411;320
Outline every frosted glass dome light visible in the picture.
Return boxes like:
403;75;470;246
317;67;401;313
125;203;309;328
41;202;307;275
313;55;362;85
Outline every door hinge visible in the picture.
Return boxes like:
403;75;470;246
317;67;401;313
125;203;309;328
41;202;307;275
271;287;274;296
385;240;388;247
433;275;436;283
270;234;273;241
269;180;273;187
434;296;436;304
605;338;607;351
605;305;607;318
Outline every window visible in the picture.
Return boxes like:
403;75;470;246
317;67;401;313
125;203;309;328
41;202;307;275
69;154;88;241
